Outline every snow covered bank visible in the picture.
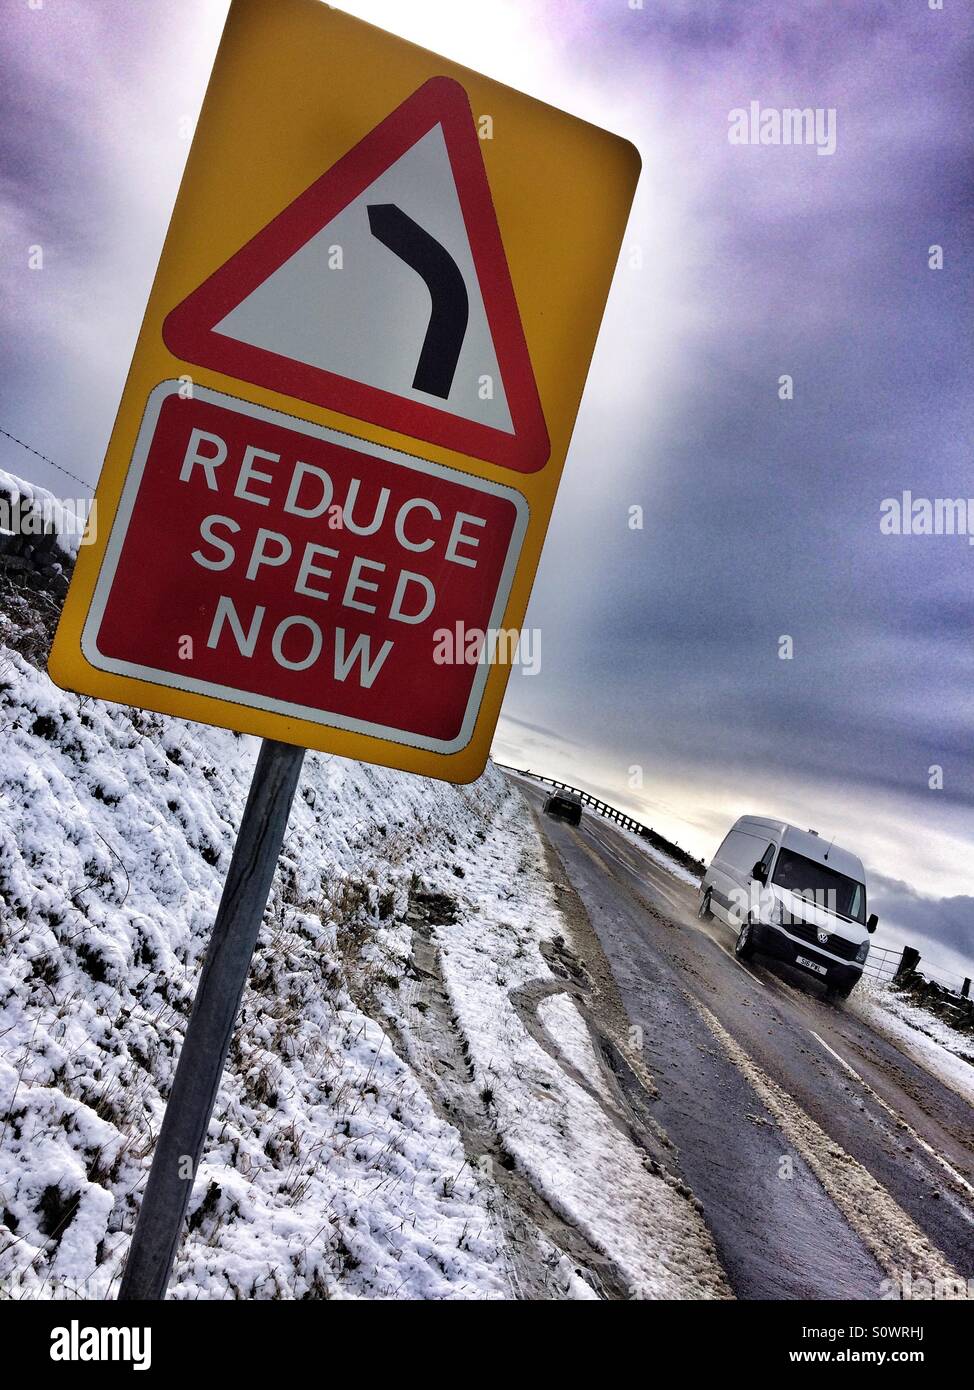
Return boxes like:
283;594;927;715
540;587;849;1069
0;521;725;1298
430;791;730;1299
0;644;519;1298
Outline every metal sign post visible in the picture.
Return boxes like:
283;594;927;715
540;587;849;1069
117;738;305;1301
46;0;639;1300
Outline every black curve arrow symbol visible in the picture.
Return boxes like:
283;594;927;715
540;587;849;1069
367;203;469;400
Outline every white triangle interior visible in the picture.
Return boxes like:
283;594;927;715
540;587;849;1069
214;124;514;433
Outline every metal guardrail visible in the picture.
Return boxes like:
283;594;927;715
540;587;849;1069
495;762;706;875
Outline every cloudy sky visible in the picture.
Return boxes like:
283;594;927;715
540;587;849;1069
2;0;972;981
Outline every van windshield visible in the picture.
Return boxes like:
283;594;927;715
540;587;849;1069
772;849;866;924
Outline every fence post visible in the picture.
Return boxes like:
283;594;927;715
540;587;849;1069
895;945;921;981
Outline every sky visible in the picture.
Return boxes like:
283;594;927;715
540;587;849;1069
1;0;972;982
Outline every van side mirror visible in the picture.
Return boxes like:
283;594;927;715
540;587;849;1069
867;913;878;934
752;861;768;885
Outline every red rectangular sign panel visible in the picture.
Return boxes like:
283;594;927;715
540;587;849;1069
82;383;528;752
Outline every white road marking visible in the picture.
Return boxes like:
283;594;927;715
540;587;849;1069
711;936;803;1006
690;996;969;1291
808;1030;974;1205
809;1029;858;1074
713;939;764;984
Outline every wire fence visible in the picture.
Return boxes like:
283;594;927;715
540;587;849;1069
867;947;972;1002
916;960;966;993
861;944;902;983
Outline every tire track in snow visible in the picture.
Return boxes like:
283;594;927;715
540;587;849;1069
379;903;632;1299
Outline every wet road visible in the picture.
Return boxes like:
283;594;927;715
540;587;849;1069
515;777;974;1301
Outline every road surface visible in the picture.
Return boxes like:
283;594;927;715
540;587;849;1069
514;776;974;1300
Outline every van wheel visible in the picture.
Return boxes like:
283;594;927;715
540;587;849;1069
827;983;853;1003
735;918;756;961
698;889;713;920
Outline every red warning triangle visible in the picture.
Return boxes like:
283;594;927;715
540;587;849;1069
163;77;549;473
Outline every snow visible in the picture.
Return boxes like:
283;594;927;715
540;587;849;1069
0;643;521;1297
848;979;974;1108
0;467;87;560
0;547;725;1298
432;791;730;1299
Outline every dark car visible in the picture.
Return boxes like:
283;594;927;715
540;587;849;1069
543;788;583;826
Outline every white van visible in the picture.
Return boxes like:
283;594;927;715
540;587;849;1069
698;816;878;998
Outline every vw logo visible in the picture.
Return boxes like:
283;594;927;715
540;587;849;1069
817;929;829;945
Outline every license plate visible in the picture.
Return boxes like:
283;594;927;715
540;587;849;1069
796;955;828;976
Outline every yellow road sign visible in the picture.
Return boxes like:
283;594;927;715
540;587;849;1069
50;0;640;782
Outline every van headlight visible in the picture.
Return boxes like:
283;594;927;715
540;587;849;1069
764;896;783;926
856;939;870;964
